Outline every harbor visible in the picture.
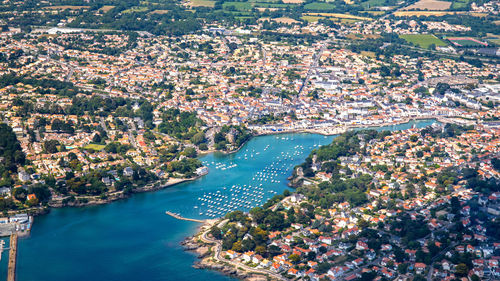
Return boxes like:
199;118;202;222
14;120;437;281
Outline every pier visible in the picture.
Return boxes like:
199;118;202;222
165;211;206;223
7;234;17;281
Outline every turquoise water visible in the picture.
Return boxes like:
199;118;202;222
14;120;436;281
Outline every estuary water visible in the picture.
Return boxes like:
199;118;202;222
12;119;436;281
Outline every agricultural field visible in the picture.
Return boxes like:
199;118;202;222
84;144;106;151
272;17;300;24
303;2;337;11
401;0;451;10
187;0;216;7
282;0;304;3
98;6;115;12
223;2;253;11
122;6;148;13
451;0;470;9
150;9;171;14
488;39;500;46
360;0;393;9
360;10;386;15
400;34;447;48
43;6;90;10
301;15;323;22
393;11;485;17
304;12;372;20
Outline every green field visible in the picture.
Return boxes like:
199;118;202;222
255;3;292;7
223;1;253;10
122;6;148;13
304;2;336;10
84;144;106;151
451;0;470;9
302;15;323;22
189;0;215;7
400;34;447;48
360;0;389;9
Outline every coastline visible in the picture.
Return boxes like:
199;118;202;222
181;220;282;281
47;176;199;210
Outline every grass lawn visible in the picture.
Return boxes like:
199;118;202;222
304;2;336;11
84;144;106;151
400;34;447;48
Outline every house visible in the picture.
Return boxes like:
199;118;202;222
353;258;364;267
260;259;272;267
308;261;318;268
18;170;30;182
288;268;302;277
226;250;238;259
271;263;282;272
101;176;112;186
319;236;332;245
442;260;451;271
26;194;36;201
356;241;369;251
123;167;134;177
381;244;392;251
415;263;426;274
252;254;263;264
0;187;10;195
242;251;254;262
290;193;305;203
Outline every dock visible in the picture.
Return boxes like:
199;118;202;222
7;234;17;281
165;211;206;223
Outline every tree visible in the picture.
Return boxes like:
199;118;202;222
92;133;102;143
288;253;300;264
44;140;60;153
455;263;468;277
231;241;243;252
13;187;27;202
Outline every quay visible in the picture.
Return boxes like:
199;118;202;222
7;234;17;281
165;211;206;223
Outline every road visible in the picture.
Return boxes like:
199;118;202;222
200;225;288;281
298;39;331;96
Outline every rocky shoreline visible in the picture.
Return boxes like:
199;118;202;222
181;235;270;281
